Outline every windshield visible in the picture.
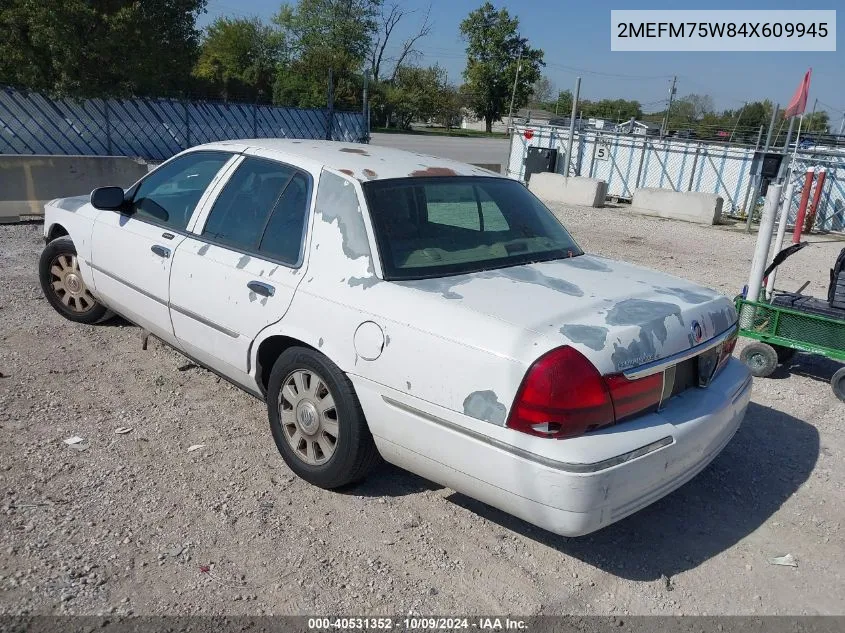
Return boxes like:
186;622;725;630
362;176;583;280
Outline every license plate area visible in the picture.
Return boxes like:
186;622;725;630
659;348;720;409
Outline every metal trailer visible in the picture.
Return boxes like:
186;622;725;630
734;242;845;401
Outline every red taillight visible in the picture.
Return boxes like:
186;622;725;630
507;346;614;438
718;332;738;368
604;372;663;421
506;346;663;439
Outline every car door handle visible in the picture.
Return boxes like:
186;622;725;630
151;245;171;258
247;281;275;297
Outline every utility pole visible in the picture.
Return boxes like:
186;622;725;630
362;70;370;142
729;102;747;143
555;91;561;116
745;103;780;233
661;76;677;136
506;47;523;133
562;76;581;178
839;113;845;135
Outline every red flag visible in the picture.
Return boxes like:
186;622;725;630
784;68;812;118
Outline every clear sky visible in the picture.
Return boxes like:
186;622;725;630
200;0;843;123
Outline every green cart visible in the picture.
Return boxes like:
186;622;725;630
734;242;845;402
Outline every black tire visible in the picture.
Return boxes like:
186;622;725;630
832;367;845;403
739;342;779;378
39;237;110;324
267;346;380;489
771;344;797;365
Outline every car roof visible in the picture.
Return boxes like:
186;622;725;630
200;139;502;182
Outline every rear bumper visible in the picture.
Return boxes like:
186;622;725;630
354;358;752;537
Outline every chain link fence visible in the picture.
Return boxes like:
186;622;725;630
781;151;845;233
0;86;369;161
507;124;845;233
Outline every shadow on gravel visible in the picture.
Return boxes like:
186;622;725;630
342;461;443;498
768;353;844;385
446;402;819;581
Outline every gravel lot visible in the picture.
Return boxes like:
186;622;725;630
0;206;843;617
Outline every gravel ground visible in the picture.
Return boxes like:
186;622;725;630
0;208;843;617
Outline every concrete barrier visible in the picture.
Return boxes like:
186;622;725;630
0;155;150;223
630;188;723;225
528;172;607;208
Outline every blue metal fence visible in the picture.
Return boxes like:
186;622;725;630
0;87;368;160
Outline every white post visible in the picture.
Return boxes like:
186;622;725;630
741;184;782;328
562;77;581;177
764;180;796;299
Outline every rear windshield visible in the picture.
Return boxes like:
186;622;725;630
362;176;582;280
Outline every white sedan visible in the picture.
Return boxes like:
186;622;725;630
39;140;752;536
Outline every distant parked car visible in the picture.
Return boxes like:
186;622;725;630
672;129;698;139
39;140;751;536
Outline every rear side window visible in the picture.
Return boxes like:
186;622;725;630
202;157;311;266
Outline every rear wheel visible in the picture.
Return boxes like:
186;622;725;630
740;342;779;378
266;347;380;489
39;237;109;324
832;367;845;403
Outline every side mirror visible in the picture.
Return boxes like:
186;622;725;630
90;186;125;211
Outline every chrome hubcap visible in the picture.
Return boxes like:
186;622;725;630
50;254;96;313
279;369;339;465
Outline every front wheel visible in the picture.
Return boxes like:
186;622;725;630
739;342;779;378
267;347;380;489
832;367;845;403
39;237;110;324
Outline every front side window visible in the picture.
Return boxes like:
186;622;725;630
202;157;310;266
129;151;231;231
363;176;582;280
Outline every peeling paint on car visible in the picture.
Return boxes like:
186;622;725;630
339;147;369;155
318;337;324;347
406;381;412;390
611;331;660;371
315;172;372;261
397;263;583;301
384;334;391;346
348;276;380;289
709;305;736;334
396;278;463;300
561;324;609;351
655;286;718;305
410;166;458;177
606;299;684;370
490;266;583;297
236;255;250;269
53;195;89;212
197;244;210;256
560;256;612;272
362;168;377;180
339;169;354;175
463;390;507;425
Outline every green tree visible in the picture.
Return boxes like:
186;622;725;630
0;0;207;98
581;99;641;121
529;76;553;109
803;110;830;134
273;0;380;107
383;65;445;129
459;2;544;132
194;17;284;102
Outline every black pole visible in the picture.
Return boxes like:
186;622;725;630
104;100;112;155
326;69;335;141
